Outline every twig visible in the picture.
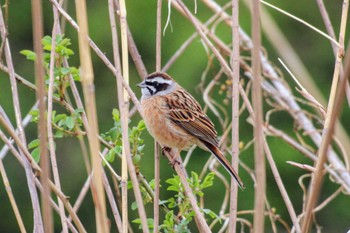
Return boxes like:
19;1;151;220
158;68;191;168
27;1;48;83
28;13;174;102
302;21;350;233
47;8;68;232
0;6;44;232
0;113;87;233
103;171;123;232
163;149;212;233
0;160;27;233
75;0;108;232
251;0;266;232
154;0;162;232
260;0;339;47
107;1;129;231
228;0;240;231
114;0;150;232
264;143;301;233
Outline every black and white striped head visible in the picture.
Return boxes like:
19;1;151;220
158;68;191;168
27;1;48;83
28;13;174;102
137;72;176;99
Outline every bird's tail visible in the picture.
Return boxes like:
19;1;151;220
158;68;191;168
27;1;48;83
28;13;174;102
202;141;245;189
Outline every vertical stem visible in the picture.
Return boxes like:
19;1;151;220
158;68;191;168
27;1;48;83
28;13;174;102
0;6;41;233
163;150;211;233
251;0;265;232
47;9;68;232
154;0;162;232
229;0;240;232
117;0;150;232
0;160;27;233
75;0;108;232
31;1;48;232
302;0;349;231
108;0;128;231
118;0;130;232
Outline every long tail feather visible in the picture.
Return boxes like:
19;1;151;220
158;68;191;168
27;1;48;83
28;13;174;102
202;141;245;189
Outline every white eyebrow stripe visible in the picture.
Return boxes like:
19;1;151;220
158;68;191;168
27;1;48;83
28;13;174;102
148;77;173;85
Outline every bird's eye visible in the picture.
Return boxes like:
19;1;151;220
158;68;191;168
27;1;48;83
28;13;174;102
153;81;158;86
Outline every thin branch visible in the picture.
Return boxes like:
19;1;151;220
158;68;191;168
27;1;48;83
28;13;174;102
154;0;162;232
47;9;68;232
251;0;266;232
228;0;240;231
0;6;43;232
163;149;212;233
302;12;350;233
0;160;27;233
75;0;108;232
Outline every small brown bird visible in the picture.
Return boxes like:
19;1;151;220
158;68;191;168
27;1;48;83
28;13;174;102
138;72;245;189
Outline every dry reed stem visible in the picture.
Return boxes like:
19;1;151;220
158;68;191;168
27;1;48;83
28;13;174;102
251;0;266;232
31;1;52;231
115;0;150;231
228;0;240;231
258;0;350;156
0;113;87;233
163;149;211;233
0;102;37;161
263;140;301;233
47;9;68;232
154;0;162;232
316;0;350;107
302;0;350;230
75;0;108;232
50;0;143;114
0;5;44;232
204;0;350;192
107;1;129;232
103;171;123;232
0;160;27;233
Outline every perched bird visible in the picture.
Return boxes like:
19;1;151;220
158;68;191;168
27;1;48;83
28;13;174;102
137;72;245;189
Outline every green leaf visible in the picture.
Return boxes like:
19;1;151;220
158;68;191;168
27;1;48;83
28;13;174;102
137;120;146;131
54;130;64;138
200;172;215;190
43;44;52;52
132;153;141;164
127;181;133;189
65;116;75;130
28;139;40;150
105;148;115;163
61;67;71;75
167;186;179;192
132;218;154;230
54;114;66;124
31;147;40;163
74;108;84;114
131;201;138;210
42;36;52;46
20;50;36;61
112;109;120;122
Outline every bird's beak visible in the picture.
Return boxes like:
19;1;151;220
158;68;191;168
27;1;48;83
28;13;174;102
137;80;147;88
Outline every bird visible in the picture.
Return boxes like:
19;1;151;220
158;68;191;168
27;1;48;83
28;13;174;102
137;72;245;189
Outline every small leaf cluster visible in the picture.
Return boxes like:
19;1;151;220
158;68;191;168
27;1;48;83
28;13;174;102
30;108;84;138
133;172;218;232
101;109;146;171
28;108;84;162
20;35;80;100
159;172;218;232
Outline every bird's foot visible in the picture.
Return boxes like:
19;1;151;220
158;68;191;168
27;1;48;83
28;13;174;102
161;146;171;156
169;157;181;169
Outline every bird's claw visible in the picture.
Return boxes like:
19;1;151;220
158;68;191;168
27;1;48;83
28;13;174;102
169;158;181;169
161;146;171;156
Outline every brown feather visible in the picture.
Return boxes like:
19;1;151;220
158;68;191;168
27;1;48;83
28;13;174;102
203;141;245;189
166;88;218;146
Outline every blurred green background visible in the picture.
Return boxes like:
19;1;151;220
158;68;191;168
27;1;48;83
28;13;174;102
0;0;349;232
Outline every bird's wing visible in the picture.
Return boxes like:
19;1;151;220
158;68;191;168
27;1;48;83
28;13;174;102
164;88;219;146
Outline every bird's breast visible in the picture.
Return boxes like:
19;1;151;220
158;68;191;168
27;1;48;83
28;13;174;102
141;96;194;150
